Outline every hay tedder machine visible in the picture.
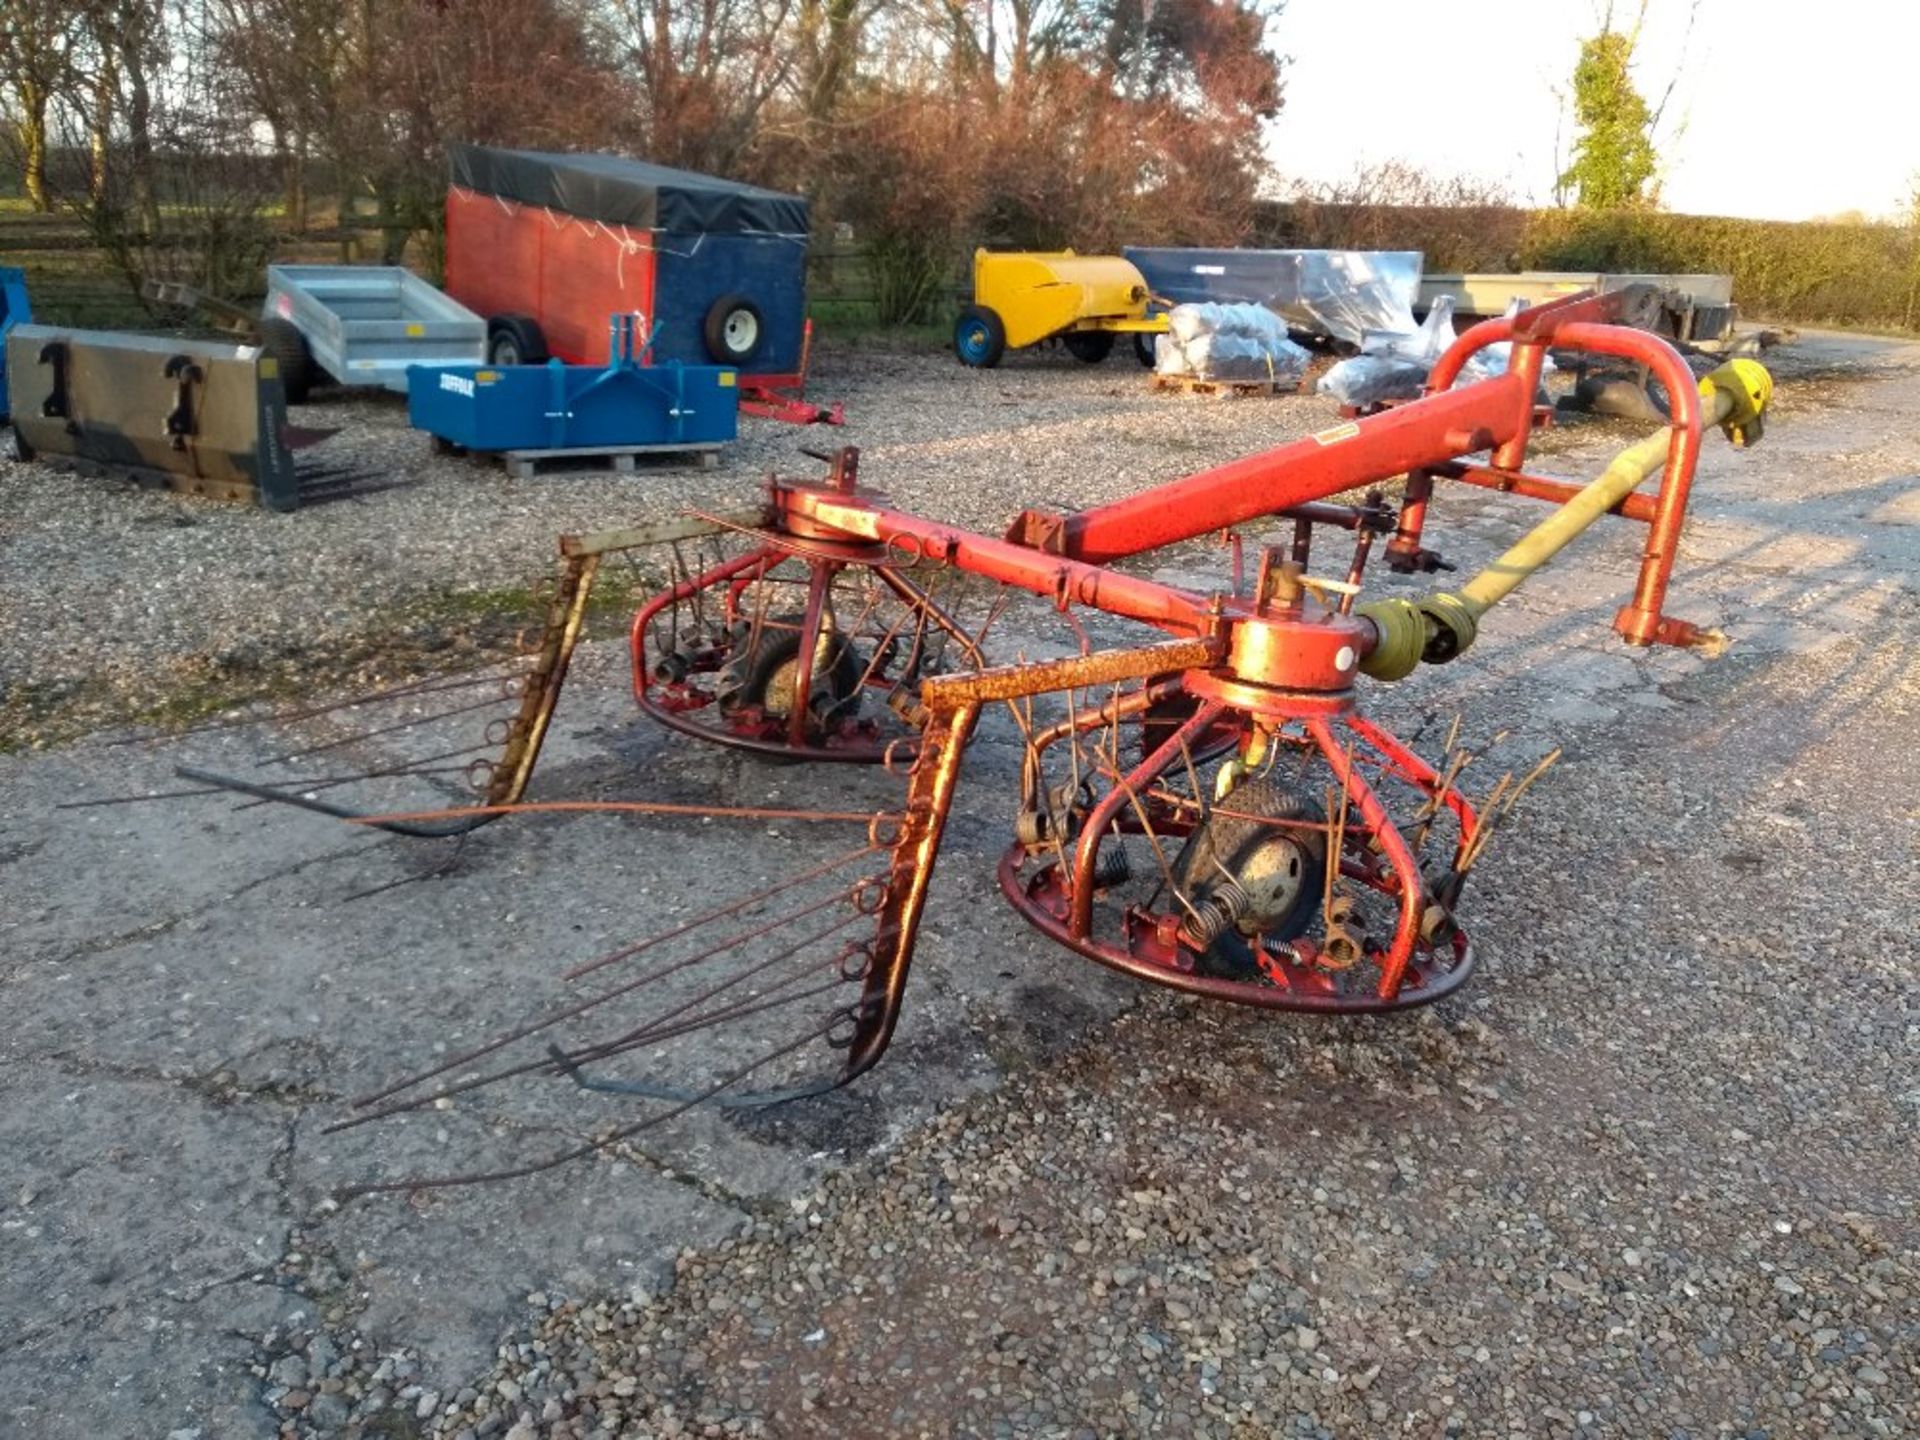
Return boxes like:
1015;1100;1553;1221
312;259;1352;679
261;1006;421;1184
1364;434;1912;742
162;288;1768;1192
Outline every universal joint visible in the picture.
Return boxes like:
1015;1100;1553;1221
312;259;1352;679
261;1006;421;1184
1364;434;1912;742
1355;593;1482;680
1699;358;1772;449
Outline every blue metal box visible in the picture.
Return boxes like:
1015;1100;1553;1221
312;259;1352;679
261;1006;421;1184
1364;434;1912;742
0;265;32;423
407;317;738;453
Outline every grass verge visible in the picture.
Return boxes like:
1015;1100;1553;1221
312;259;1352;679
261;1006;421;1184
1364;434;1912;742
0;571;653;754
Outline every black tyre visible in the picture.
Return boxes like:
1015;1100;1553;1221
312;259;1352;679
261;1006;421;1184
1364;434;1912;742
1571;373;1670;425
487;315;548;367
953;305;1006;368
1134;332;1159;367
1174;779;1329;979
4;425;31;463
1063;331;1115;363
720;615;863;740
703;294;765;365
257;317;315;404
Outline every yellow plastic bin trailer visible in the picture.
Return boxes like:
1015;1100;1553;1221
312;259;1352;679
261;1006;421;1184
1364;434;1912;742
953;249;1167;368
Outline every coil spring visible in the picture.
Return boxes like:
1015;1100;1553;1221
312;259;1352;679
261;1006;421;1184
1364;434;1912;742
1092;847;1131;889
1181;875;1250;949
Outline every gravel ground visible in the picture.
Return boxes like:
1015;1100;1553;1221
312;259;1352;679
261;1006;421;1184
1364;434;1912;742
0;338;1331;743
321;635;1918;1440
2;328;1914;1438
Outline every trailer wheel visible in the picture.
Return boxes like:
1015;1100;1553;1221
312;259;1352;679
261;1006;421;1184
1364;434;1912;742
1063;331;1115;364
953;306;1006;368
257;317;315;404
487;315;548;367
1134;333;1159;367
703;295;765;365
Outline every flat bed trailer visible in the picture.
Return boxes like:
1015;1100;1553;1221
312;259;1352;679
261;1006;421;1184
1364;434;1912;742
1419;272;1737;347
263;264;486;401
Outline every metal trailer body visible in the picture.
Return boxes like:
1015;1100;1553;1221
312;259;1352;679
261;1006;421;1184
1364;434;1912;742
407;353;740;455
4;323;368;510
953;250;1167;368
264;264;486;393
1124;248;1425;349
1419;272;1737;346
443;146;811;380
0;265;31;423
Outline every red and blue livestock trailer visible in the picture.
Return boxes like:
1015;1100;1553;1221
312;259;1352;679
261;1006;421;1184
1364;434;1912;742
443;145;839;424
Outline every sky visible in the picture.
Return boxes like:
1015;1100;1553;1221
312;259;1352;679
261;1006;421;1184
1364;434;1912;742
1263;0;1913;221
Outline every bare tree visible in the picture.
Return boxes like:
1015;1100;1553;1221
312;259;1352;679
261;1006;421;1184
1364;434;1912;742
61;0;164;221
0;0;88;210
354;0;627;265
5;0;1298;334
207;0;354;234
75;3;279;306
594;0;800;174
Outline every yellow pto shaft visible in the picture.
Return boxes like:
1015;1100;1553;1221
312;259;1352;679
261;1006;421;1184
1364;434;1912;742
1358;358;1771;680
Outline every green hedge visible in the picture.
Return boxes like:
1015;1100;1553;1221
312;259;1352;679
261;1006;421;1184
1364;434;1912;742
1253;202;1920;330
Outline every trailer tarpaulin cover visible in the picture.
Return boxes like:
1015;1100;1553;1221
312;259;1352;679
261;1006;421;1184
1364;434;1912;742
449;144;809;236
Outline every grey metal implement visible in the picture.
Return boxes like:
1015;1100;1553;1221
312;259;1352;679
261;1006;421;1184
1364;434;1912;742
4;323;382;510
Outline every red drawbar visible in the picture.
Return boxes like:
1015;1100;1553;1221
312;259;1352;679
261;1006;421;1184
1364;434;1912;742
445;187;657;366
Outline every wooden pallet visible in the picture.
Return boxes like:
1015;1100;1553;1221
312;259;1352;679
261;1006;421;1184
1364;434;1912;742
1150;373;1306;399
499;442;723;479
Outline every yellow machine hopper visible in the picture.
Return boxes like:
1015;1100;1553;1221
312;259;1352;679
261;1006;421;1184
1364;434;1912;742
953;249;1167;368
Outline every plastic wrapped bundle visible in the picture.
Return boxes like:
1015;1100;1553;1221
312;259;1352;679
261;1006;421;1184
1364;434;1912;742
1317;296;1458;407
1318;295;1557;408
1451;299;1555;388
1313;354;1431;408
1291;251;1425;348
1156;303;1310;386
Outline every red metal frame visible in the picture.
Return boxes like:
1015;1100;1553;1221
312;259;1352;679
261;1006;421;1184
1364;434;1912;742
739;322;847;426
208;293;1754;1187
619;291;1720;1058
991;288;1709;649
638;289;1712;721
629;544;914;763
978;650;1482;1016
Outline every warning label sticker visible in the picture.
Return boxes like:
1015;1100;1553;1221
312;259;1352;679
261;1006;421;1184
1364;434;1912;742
1311;422;1361;446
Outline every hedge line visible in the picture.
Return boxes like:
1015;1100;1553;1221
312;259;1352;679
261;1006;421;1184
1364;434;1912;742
1253;202;1920;329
